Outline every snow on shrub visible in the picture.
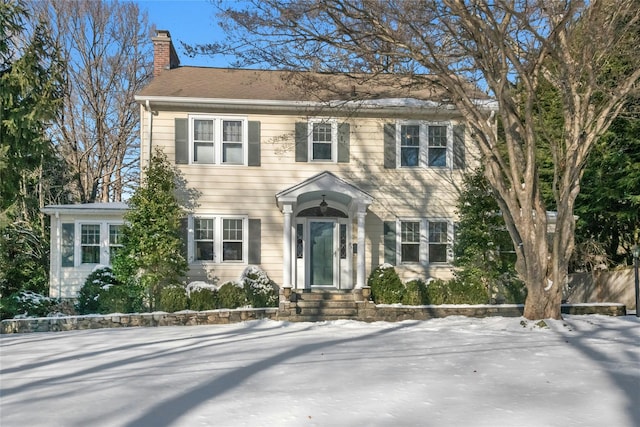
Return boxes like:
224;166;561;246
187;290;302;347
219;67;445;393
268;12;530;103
241;266;278;308
367;264;404;304
217;281;247;309
186;281;218;311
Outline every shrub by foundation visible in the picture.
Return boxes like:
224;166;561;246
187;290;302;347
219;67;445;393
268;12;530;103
242;266;278;308
402;279;428;305
368;264;404;304
159;285;188;312
186;281;218;311
217;282;247;309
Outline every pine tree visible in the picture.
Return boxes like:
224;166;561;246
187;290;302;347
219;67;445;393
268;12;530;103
112;149;188;311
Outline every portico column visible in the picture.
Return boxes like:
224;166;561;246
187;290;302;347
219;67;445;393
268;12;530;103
282;203;293;288
356;204;367;288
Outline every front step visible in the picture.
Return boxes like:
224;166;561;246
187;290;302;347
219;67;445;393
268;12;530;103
283;290;360;321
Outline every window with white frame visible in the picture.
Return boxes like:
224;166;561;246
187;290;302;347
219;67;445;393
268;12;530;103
81;224;101;264
190;216;246;263
401;221;421;262
397;121;451;168
190;116;247;165
428;221;449;263
309;119;337;161
222;218;243;261
109;224;123;262
397;219;452;264
194;218;214;261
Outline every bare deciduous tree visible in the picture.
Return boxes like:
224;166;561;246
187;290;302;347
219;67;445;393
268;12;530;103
195;0;639;319
36;0;153;202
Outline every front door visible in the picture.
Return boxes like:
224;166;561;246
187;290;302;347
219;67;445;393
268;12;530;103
310;221;335;287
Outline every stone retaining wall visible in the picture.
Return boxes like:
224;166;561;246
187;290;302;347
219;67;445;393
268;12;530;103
0;303;626;334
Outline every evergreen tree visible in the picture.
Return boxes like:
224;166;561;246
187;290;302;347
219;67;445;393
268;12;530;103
454;168;524;303
112;149;188;311
0;0;66;307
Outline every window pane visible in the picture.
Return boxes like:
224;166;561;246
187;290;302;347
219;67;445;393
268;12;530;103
428;125;447;147
429;222;448;263
402;243;420;262
428;147;446;166
401;125;420;146
296;224;304;259
312;142;332;160
223;143;243;164
223;120;242;142
194;119;214;141
340;224;347;259
194;142;214;164
82;246;100;264
223;219;243;240
81;224;100;245
401;222;420;243
429;222;448;243
223;242;243;261
109;225;122;245
61;223;74;267
313;123;332;142
401;147;419;166
196;241;214;261
429;244;447;263
195;218;214;240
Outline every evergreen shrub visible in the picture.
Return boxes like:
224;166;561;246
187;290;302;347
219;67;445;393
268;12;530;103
242;266;278;308
1;291;53;319
158;285;188;312
217;281;247;309
425;278;488;305
76;267;120;314
186;281;218;311
402;279;428;305
367;264;404;304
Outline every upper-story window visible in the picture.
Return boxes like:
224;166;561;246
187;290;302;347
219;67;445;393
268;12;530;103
385;121;465;170
190;116;247;165
397;121;451;168
309;119;338;162
295;119;350;163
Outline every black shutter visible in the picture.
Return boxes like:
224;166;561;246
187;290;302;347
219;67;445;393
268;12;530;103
175;118;188;164
337;122;350;163
384;123;396;169
248;218;261;264
295;122;308;162
383;221;397;265
248;121;261;166
453;124;465;170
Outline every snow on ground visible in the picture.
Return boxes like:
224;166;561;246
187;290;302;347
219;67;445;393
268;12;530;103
1;315;639;427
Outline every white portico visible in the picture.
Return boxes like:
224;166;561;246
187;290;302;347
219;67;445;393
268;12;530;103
276;171;373;291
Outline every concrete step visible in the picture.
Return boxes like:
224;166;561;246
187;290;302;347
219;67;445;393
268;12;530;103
296;291;354;301
296;300;357;309
290;315;358;322
298;307;358;316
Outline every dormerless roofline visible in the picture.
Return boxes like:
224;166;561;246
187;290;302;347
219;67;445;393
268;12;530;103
134;95;497;114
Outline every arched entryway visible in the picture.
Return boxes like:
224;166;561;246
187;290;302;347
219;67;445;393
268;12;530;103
276;171;373;291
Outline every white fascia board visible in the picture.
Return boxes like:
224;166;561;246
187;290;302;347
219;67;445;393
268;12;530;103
134;95;492;114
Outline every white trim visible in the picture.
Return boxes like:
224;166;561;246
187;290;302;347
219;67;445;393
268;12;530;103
396;218;454;266
307;118;338;163
188;115;248;166
188;214;249;264
395;120;453;169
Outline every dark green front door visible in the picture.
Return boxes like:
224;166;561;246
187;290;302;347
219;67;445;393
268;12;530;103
310;221;334;286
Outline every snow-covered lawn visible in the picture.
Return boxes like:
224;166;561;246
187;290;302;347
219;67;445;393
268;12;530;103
1;315;638;427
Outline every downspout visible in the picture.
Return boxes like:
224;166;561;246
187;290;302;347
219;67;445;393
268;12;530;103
145;100;153;167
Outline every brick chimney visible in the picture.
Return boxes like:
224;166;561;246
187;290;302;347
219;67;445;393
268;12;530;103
152;30;180;77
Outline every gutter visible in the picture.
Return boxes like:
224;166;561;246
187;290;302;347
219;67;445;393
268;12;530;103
133;95;498;115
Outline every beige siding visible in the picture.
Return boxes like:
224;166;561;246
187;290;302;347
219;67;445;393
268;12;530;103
140;108;478;286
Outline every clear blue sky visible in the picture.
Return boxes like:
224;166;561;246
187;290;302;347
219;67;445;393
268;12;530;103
131;0;230;68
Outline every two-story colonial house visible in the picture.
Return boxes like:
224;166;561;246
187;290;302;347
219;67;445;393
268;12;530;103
45;30;494;300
